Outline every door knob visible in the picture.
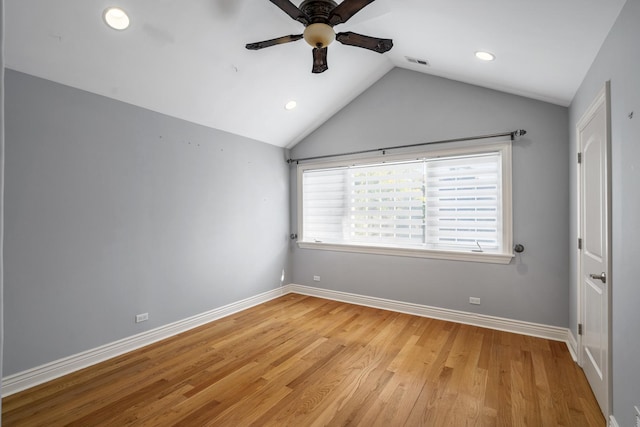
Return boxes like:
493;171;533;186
589;272;606;283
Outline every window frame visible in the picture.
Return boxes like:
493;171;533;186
296;140;513;264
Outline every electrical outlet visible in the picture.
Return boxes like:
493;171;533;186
135;313;149;323
469;297;481;305
313;275;321;282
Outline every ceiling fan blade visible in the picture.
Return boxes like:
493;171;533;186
335;31;393;53
246;34;304;50
328;0;376;26
312;47;329;73
269;0;310;26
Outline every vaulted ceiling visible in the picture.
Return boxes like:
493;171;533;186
5;0;626;148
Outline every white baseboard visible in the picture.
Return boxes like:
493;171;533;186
2;283;573;397
287;284;571;344
1;287;287;397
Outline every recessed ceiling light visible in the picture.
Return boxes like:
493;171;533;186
475;51;495;61
103;7;130;31
285;100;297;111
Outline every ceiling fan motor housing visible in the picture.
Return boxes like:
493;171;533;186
300;0;338;24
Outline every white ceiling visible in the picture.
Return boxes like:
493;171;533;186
5;0;626;148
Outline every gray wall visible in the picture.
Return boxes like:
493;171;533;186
3;70;290;376
290;68;570;327
569;0;640;425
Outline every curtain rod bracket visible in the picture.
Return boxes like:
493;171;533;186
511;129;527;141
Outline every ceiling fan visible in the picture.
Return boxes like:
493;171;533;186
246;0;393;73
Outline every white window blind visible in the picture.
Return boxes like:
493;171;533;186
348;161;425;245
302;167;348;242
298;142;512;263
425;154;501;251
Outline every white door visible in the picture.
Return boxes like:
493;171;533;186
578;83;610;418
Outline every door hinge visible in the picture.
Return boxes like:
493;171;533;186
578;323;583;335
577;152;582;163
578;238;582;250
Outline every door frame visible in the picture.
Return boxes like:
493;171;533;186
575;81;612;418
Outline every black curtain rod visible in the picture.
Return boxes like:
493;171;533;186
286;129;527;164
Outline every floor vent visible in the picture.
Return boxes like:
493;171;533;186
405;56;429;66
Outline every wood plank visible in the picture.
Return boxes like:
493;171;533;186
2;294;605;426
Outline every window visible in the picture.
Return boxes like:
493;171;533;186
297;141;513;264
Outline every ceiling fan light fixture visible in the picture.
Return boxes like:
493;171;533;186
103;7;130;30
303;23;335;48
475;51;495;61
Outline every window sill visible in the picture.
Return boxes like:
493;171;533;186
296;241;514;264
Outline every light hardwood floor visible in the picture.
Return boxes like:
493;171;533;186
3;294;604;426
